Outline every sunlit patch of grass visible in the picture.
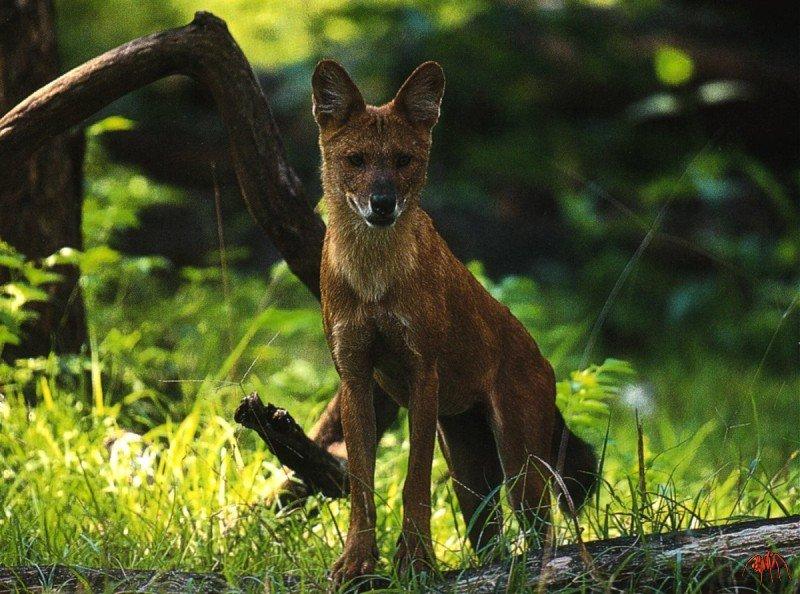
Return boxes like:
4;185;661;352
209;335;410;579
1;354;797;591
0;251;797;590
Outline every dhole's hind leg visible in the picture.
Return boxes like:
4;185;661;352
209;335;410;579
438;405;504;558
490;379;555;545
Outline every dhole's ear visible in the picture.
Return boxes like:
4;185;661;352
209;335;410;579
392;61;445;128
312;60;365;129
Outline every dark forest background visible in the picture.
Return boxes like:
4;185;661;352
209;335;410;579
67;0;797;396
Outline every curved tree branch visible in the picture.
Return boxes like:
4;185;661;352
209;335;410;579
0;11;324;296
0;11;400;499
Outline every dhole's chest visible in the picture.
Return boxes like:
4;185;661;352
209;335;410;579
328;304;420;361
326;301;425;405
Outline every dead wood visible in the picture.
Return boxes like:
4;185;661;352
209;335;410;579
234;392;348;498
440;514;800;593
0;565;237;594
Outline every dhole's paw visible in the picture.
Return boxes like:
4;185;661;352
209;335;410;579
393;532;436;577
329;541;379;590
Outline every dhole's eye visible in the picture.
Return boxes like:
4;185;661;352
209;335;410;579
347;153;365;167
395;153;412;168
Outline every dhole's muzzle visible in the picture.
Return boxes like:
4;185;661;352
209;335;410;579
366;178;399;227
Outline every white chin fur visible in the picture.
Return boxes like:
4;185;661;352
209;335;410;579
365;219;396;229
345;192;403;228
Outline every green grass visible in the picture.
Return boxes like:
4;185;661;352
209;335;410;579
0;355;797;591
1;137;798;592
1;254;797;591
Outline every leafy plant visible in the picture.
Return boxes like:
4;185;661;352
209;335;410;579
0;242;61;356
556;358;634;437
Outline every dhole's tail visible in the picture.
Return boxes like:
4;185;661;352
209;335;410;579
551;409;598;512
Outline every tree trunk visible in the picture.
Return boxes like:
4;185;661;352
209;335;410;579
0;10;397;481
0;0;86;358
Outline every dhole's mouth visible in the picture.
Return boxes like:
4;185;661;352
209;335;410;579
346;192;400;228
365;213;397;228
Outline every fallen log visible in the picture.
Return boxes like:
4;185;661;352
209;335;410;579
0;566;235;594
1;516;796;592
441;514;799;593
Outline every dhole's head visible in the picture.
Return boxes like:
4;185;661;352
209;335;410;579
312;60;444;229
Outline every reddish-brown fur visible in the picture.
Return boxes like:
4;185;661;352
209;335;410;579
312;60;596;586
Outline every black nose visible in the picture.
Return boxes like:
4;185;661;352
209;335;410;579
369;193;396;217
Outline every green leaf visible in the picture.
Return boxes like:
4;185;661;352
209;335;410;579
0;254;25;271
0;325;21;347
87;115;136;137
2;283;49;307
22;267;62;287
654;45;694;86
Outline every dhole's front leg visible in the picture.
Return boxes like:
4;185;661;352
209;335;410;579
395;365;439;575
330;375;379;587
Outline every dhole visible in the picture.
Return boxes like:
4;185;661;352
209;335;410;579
312;60;597;586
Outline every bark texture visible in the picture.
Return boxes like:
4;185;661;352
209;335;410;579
0;0;86;357
442;515;799;593
234;392;349;498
